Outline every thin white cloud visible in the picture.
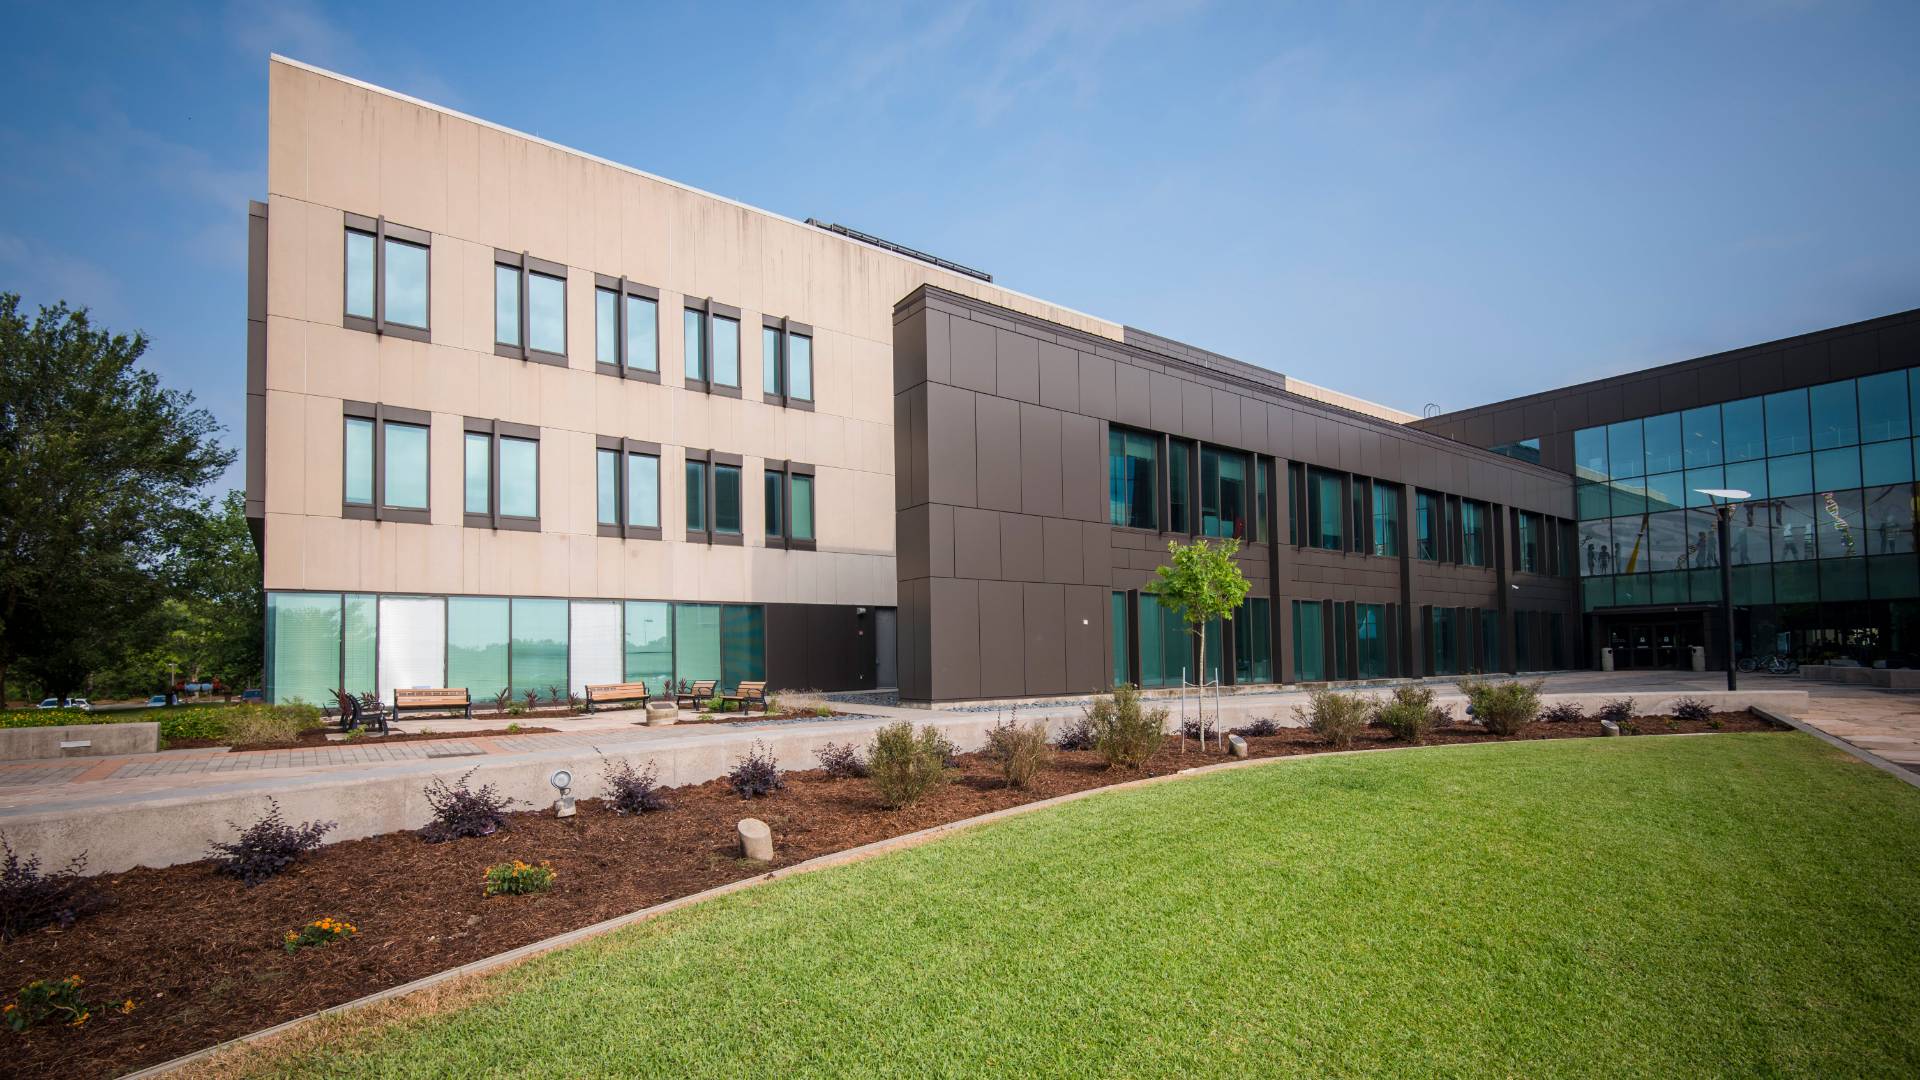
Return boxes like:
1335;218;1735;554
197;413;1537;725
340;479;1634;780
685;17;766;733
0;231;122;313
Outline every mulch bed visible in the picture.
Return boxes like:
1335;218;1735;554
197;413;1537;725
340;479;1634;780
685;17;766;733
4;711;1782;1076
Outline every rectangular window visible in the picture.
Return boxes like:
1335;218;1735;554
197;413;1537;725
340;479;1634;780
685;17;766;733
593;279;661;379
1574;427;1609;481
791;474;815;541
343;215;430;340
686;459;707;534
1808;379;1859;450
1138;593;1188;689
759;319;817;407
1111;592;1131;688
1167;440;1190;534
1682;405;1723;468
446;596;508;701
720;605;766;692
376;595;445;705
343;594;376;697
1350;476;1369;553
1643;412;1683;474
712;315;740;388
1287;463;1300;545
764;468;783;537
624;601;674;691
509;598;568;698
1461;501;1488;567
683;308;705;382
569;601;624;696
675;604;722;687
789;333;813;401
345;417;374;506
594;438;662;538
1308;468;1343;550
1200;446;1249;538
1108;428;1158;529
714;463;742;534
762;326;782;397
1234;597;1273;684
1255;457;1269;543
765;462;817;546
461;420;540;529
383;423;428;509
1292;600;1324;682
1766;389;1811;456
1355;603;1388;679
494;251;568;363
266;592;341;707
1416;490;1439;560
1372;482;1402;556
1518;511;1542;573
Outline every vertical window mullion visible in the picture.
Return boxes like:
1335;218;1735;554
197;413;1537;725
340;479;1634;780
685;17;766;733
616;278;628;379
373;405;387;517
702;301;713;393
519;261;531;362
373;216;387;332
488;422;500;530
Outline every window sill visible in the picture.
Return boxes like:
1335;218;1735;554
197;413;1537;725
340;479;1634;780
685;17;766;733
494;343;569;367
344;317;431;344
712;531;744;546
596;362;661;384
596;524;663;540
465;515;541;532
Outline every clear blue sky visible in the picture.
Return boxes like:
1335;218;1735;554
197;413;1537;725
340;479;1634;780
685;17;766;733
3;1;1916;491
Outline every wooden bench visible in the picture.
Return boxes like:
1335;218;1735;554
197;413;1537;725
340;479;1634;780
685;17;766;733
584;681;649;713
675;680;717;710
721;680;769;715
392;688;472;720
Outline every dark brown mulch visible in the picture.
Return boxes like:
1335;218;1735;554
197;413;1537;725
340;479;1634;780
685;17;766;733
2;711;1784;1076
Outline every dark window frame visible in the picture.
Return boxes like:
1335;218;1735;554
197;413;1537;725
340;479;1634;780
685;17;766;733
341;401;431;524
594;436;664;541
683;449;745;545
760;315;817;411
683;298;744;398
762;459;818;551
342;213;431;343
592;274;662;383
460;417;541;532
493;250;569;366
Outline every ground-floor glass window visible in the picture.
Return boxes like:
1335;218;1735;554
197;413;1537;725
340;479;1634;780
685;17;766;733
343;593;377;697
624;602;673;691
1138;593;1189;688
1110;592;1130;687
509;598;568;698
569;601;623;695
377;596;445;704
675;604;722;689
721;605;766;690
267;593;341;706
1356;603;1388;679
1430;607;1458;676
1293;600;1324;682
446;596;508;700
1233;597;1272;683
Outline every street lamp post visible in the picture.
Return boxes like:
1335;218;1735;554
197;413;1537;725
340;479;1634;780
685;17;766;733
1696;488;1751;692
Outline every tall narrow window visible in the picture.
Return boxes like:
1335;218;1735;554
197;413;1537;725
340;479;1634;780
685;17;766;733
1461;501;1488;567
714;463;742;534
1293;601;1324;682
683;309;705;382
762;461;817;548
788;333;813;401
685;459;707;534
712;315;740;388
762;326;782;397
343;214;430;340
1167;440;1190;534
342;402;430;522
594;276;661;380
494;251;568;363
1517;511;1542;573
461;419;540;530
764;467;783;537
1372;482;1402;556
1200;446;1248;539
1254;458;1269;543
594;438;662;539
791;474;815;541
1307;468;1343;550
1108;428;1157;530
1415;490;1439;560
1287;463;1301;545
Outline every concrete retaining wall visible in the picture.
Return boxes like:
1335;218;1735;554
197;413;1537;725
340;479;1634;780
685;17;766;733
0;721;158;760
0;689;1806;876
1800;665;1920;689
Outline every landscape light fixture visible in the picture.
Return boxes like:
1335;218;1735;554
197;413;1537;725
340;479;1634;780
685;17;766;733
1694;488;1752;691
550;768;576;819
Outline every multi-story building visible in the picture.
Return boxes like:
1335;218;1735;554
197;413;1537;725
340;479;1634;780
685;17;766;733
248;56;1910;706
1418;309;1920;670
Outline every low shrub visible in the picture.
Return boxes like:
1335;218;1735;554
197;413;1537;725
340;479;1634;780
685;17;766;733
1294;689;1369;748
0;839;105;941
483;860;556;897
1053;711;1099;751
491;688;513;715
600;758;669;814
1429;702;1456;728
1671;697;1713;722
283;916;357;953
522;690;540;713
1234;715;1282;737
207;798;337;886
1458;677;1543;737
867;723;953;808
703;696;727;713
1540;702;1586;724
222;705;325;747
4;975;125;1031
728;741;784;799
1598;697;1637;725
982;717;1052;789
0;703;323;748
781;691;836;719
814;741;867;779
420;769;517;842
1091;684;1168;770
1374;685;1436;743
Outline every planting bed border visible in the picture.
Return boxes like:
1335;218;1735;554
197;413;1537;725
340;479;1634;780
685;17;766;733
129;722;1787;1080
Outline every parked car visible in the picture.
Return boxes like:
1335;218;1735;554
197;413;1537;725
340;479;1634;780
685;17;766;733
36;698;64;709
241;688;264;703
66;698;92;712
147;695;169;708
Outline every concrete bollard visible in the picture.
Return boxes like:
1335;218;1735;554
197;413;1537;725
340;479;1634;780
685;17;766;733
738;818;773;861
645;701;678;726
1227;734;1248;759
1601;719;1620;737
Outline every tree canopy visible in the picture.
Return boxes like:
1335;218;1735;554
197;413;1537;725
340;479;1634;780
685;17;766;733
0;293;234;698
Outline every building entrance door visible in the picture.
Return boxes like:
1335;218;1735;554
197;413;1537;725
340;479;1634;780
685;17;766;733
1603;619;1701;669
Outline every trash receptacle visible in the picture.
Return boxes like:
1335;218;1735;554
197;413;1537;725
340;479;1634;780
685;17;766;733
1600;647;1614;672
1690;645;1706;672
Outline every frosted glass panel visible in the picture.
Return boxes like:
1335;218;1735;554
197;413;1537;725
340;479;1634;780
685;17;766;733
569;601;623;695
377;596;445;703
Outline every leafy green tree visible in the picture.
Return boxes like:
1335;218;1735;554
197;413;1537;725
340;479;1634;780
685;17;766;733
1142;537;1252;690
0;294;232;700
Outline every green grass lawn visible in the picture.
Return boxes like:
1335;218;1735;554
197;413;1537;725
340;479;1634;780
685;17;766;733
265;734;1920;1078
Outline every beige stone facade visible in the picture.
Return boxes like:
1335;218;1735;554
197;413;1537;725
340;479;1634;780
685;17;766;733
254;55;1123;610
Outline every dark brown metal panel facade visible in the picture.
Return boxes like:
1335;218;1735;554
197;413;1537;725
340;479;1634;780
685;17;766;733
894;284;1582;703
765;602;879;693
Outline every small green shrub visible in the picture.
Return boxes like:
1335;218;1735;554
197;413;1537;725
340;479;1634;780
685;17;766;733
1672;697;1713;722
1294;689;1369;748
982;717;1052;789
703;696;727;713
1090;684;1167;770
482;860;556;897
1540;702;1586;724
1374;685;1435;743
1598;697;1636;725
1459;677;1543;737
867;723;953;808
1234;716;1282;738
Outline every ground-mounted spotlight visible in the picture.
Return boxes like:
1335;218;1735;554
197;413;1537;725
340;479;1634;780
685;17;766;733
550;768;576;818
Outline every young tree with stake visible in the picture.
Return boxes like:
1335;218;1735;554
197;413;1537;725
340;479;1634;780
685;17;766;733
1142;537;1251;750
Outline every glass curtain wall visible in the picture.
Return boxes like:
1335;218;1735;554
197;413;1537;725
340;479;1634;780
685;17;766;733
1111;592;1131;687
446;597;509;700
623;602;674;691
267;593;342;706
1233;597;1273;683
1138;593;1189;688
1108;429;1157;529
1355;603;1388;678
509;598;568;698
1292;601;1324;682
675;604;723;688
377;596;446;703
